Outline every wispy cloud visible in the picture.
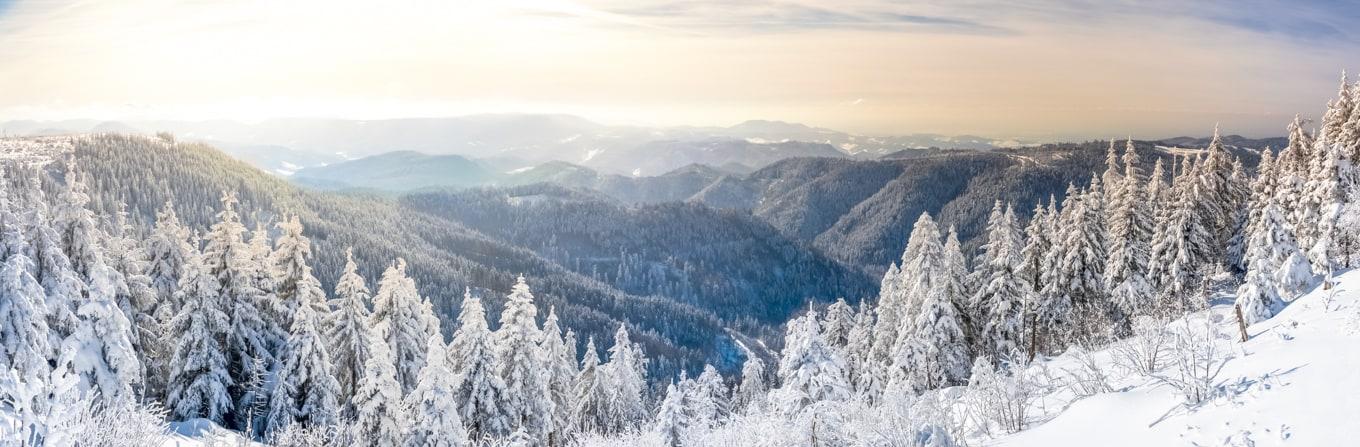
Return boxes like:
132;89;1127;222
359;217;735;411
0;0;1356;139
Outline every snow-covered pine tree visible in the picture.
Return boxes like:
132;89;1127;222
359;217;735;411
1149;168;1212;315
1047;179;1112;344
1278;116;1313;240
690;365;729;429
884;212;971;390
372;259;430;394
1036;186;1083;352
272;215;329;329
0;180;53;430
19;171;82;362
602;323;648;433
1146;159;1170;225
653;382;687;447
861;263;898;399
1195;126;1241;262
1101;138;1123;205
1307;140;1348;272
843;303;875;393
1237;191;1312;325
353;321;407;447
732;356;768;414
869;212;944;383
165;249;232;423
942;225;971;337
891;265;972;392
102;203;160;391
247;222;288;355
264;297;341;437
1105;141;1155;333
202;192;273;428
51;160;142;407
144;201;192;316
143;201;195;401
570;338;607;435
1225;157;1253;271
1018;199;1053;358
494;276;553;443
971;201;1028;361
326;248;373;419
539;306;577;446
819;298;855;351
772;310;849;415
404;333;469;447
447;289;510;442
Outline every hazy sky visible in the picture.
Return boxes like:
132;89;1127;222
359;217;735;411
1;0;1357;139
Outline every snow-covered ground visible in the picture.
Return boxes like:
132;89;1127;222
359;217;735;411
996;270;1360;446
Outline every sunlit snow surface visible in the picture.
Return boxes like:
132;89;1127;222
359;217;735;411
995;271;1360;447
0;136;71;165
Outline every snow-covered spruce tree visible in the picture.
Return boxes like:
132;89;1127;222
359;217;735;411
51;160;142;407
1146;159;1170;225
1235;215;1288;325
326;247;375;418
447;289;510;442
1059;177;1112;342
202;192;274;428
372;259;430;394
265;298;342;437
772;310;850;415
19;171;81;361
1242;149;1279;272
690;364;730;429
1101;138;1122;205
883;213;945;375
869;212;944;389
1036;185;1087;349
653;383;687;447
1195;126;1243;262
819;298;855;351
540;306;577;446
272;215;329;329
602;323;648;433
494;276;553;443
247;222;288;354
143;201;194;397
326;248;373;419
971;201;1028;361
1225;157;1252;272
1105;140;1155;333
102;202;161;396
1307;140;1347;272
353;321;407;447
842;303;874;390
165;249;232;423
732;356;768;414
404;333;470;447
942;226;971;337
1022;197;1065;356
570;338;608;436
0;182;53;433
1278;116;1313;239
1149;173;1211;316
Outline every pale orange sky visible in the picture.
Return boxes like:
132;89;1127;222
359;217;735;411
0;0;1356;139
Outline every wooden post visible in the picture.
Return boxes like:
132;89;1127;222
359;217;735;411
1234;304;1249;342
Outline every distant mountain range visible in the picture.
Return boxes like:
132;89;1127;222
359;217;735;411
1;115;1028;176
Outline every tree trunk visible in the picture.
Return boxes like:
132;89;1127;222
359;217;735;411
1234;304;1249;342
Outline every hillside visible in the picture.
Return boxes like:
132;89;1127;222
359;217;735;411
63;134;783;376
997;270;1360;446
402;184;875;330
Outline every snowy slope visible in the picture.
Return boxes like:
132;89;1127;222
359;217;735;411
995;271;1360;447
